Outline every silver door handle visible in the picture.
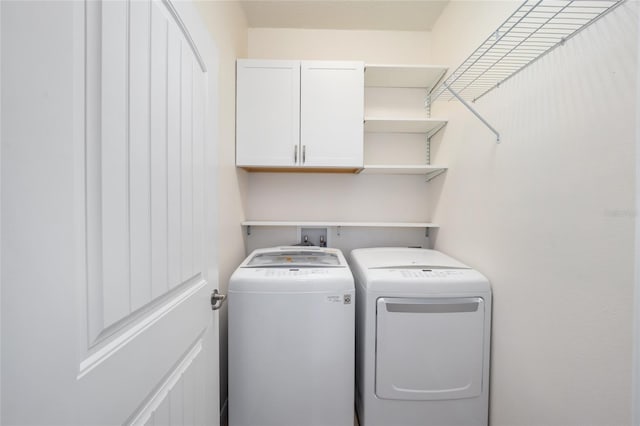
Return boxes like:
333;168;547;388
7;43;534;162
294;145;298;164
211;289;227;311
302;145;306;163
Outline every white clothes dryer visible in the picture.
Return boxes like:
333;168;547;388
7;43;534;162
350;247;491;426
228;246;355;426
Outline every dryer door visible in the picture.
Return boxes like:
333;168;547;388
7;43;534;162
375;297;486;401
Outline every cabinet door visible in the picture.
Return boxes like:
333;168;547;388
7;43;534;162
300;61;364;168
236;59;300;167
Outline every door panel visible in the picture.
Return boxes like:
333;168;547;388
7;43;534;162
167;23;182;290
87;0;207;345
129;0;153;312
1;1;219;424
180;45;194;283
375;297;486;401
100;0;131;328
128;337;206;425
150;3;169;300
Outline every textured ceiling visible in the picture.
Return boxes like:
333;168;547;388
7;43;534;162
239;0;450;31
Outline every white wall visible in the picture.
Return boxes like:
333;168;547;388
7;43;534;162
193;1;248;419
430;2;637;425
248;28;431;63
431;1;517;79
246;173;430;222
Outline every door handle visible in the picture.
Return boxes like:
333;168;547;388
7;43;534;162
383;297;482;313
294;145;298;164
302;145;306;164
210;289;227;311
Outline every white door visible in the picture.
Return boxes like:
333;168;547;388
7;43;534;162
235;59;301;168
300;61;364;168
1;1;221;424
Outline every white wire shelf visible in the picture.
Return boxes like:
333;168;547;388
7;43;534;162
242;221;439;228
433;0;625;103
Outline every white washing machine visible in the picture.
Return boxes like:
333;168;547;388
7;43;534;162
350;247;491;426
228;246;355;426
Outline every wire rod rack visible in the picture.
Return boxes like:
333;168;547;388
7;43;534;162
432;0;625;103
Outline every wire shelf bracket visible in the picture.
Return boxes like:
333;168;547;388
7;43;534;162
431;0;625;141
443;83;501;143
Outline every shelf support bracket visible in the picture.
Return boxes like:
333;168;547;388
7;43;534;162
425;169;446;183
426;122;447;167
426;122;447;141
443;82;500;143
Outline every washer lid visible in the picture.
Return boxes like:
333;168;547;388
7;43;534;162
230;247;353;293
247;250;341;267
241;246;347;268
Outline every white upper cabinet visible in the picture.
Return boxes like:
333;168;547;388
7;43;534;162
236;60;301;167
300;61;364;168
236;59;364;171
